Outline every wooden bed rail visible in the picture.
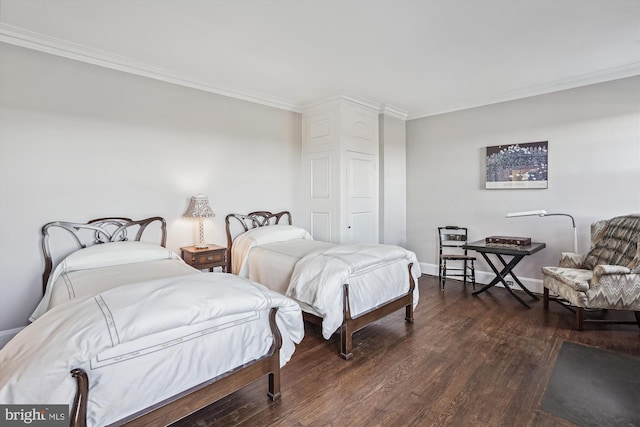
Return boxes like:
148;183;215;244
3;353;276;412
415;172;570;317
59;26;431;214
69;308;282;427
70;369;89;427
340;262;416;359
301;263;416;360
41;217;166;295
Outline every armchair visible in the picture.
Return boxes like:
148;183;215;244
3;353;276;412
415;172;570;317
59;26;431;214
542;214;640;330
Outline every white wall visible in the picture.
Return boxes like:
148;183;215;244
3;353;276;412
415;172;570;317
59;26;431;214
407;76;640;291
379;113;407;246
0;43;302;331
2;43;638;334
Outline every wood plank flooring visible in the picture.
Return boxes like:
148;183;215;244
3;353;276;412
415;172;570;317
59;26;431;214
172;275;640;426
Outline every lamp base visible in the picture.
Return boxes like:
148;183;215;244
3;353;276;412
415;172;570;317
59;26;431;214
195;243;209;249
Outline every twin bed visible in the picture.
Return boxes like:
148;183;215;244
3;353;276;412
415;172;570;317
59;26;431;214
225;210;421;360
1;211;421;426
0;217;304;427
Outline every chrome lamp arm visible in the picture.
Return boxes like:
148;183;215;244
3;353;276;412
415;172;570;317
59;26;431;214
506;210;577;253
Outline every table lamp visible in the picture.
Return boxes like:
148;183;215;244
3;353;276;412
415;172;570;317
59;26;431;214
505;209;577;252
184;194;215;248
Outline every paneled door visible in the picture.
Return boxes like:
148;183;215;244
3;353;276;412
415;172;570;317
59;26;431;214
345;151;378;243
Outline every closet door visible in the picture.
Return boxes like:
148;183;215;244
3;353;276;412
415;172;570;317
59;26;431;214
345;151;378;243
306;151;336;242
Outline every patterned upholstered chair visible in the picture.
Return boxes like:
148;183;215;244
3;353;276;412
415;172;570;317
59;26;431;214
542;214;640;330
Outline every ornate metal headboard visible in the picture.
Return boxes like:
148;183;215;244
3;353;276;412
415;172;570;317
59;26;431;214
41;216;167;295
224;211;292;272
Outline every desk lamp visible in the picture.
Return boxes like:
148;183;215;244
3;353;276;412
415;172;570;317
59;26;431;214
506;210;577;253
184;194;215;248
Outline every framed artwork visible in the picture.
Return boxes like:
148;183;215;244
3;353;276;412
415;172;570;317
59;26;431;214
485;141;548;189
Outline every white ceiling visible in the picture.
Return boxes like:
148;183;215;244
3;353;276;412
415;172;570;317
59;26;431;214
1;0;639;119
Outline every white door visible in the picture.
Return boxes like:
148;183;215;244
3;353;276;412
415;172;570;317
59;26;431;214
345;151;378;243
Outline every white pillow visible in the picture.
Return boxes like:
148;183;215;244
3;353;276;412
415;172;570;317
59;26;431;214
58;241;175;272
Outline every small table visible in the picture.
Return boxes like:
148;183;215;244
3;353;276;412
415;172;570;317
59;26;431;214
181;244;227;272
462;240;546;308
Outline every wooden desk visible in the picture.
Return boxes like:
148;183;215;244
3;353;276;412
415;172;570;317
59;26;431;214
462;240;546;308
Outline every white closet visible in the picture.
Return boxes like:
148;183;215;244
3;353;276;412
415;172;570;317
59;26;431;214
302;96;380;243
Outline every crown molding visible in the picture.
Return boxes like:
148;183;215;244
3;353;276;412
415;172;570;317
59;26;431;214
302;91;382;112
340;92;381;111
3;23;638;121
0;23;302;113
408;62;640;120
379;104;408;121
302;95;407;119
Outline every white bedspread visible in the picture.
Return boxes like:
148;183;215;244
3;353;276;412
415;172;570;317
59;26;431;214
232;225;312;276
248;240;333;294
31;241;187;321
288;244;421;339
232;226;421;340
0;273;304;426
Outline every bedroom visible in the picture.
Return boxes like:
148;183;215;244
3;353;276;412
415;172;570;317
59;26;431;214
1;1;639;425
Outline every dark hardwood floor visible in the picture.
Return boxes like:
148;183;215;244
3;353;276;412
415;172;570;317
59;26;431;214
172;275;640;427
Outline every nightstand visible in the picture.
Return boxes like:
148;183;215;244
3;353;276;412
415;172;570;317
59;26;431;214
181;244;227;272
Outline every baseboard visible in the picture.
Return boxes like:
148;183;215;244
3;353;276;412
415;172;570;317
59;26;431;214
0;326;25;349
419;262;544;294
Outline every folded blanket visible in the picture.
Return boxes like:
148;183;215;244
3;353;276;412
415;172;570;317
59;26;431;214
288;243;421;338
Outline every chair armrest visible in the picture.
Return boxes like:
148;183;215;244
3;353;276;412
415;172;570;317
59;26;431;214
590;265;640;292
594;265;631;275
559;252;586;268
592;265;631;281
588;266;640;310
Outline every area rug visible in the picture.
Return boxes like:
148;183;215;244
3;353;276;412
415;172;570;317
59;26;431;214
541;341;640;426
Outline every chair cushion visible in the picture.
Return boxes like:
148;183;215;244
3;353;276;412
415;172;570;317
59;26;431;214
542;266;592;292
583;214;640;270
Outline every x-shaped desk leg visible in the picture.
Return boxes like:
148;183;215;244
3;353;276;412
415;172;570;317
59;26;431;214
494;254;539;301
473;252;537;308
